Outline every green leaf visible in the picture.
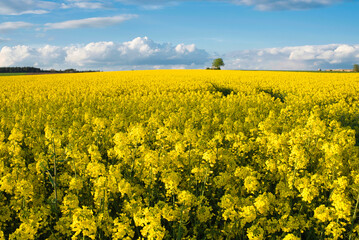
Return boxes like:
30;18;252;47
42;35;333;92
39;162;48;172
47;172;55;187
56;158;68;163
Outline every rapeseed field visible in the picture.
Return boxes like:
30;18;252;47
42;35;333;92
1;70;359;239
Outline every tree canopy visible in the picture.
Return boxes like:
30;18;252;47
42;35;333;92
212;58;224;69
354;64;359;72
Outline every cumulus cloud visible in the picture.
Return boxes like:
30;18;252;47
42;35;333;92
0;22;34;32
115;0;346;10
2;39;357;71
44;15;137;30
64;37;209;67
0;37;210;70
224;44;359;70
0;0;56;15
0;45;33;66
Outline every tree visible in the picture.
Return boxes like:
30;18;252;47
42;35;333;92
212;58;224;69
353;64;359;72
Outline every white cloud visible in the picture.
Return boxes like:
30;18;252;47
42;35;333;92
0;37;11;43
224;44;359;70
228;0;344;10
175;43;196;54
0;37;210;70
0;0;347;15
0;0;56;15
0;22;34;32
114;0;346;10
64;37;209;67
61;0;107;9
114;0;179;9
44;14;137;30
0;45;33;66
2;39;357;71
0;0;109;15
38;45;66;61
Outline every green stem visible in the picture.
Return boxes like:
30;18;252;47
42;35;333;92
73;157;77;178
148;163;153;208
176;205;185;240
130;147;137;179
349;189;359;240
201;166;209;197
72;157;79;196
188;143;192;172
53;139;58;212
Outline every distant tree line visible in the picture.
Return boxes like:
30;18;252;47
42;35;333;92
0;67;99;74
0;67;42;73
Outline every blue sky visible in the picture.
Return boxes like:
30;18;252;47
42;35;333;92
0;0;358;70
